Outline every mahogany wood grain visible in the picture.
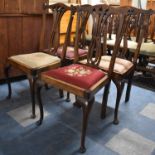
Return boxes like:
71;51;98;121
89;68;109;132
0;18;8;78
5;0;21;13
0;0;5;12
34;0;48;13
21;0;35;13
7;17;22;56
22;17;41;53
7;17;23;76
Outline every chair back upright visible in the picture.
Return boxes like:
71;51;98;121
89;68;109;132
39;3;71;54
142;10;155;43
73;4;92;63
107;15;117;40
133;9;153;63
60;4;77;63
126;7;141;41
86;4;110;67
150;11;155;43
126;8;153;65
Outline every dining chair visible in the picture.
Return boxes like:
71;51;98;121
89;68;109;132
4;3;72;118
122;9;154;102
56;4;92;102
99;7;153;124
36;4;132;152
135;11;155;77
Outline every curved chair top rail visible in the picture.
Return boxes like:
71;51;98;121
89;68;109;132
43;2;71;12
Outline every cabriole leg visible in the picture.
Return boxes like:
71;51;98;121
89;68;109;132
101;82;111;119
80;97;94;153
4;64;12;99
36;82;44;126
28;76;37;118
125;72;134;102
113;79;123;125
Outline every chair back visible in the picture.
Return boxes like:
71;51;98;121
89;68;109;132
85;5;137;78
133;9;153;63
126;8;153;64
107;6;142;77
73;4;92;62
60;4;91;62
113;7;153;65
39;3;71;54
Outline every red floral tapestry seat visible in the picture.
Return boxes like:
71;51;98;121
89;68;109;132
42;64;106;89
57;47;88;59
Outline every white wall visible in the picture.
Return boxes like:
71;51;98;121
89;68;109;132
132;0;147;9
81;0;88;4
49;0;68;3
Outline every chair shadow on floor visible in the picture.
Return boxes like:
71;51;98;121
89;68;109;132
132;72;155;91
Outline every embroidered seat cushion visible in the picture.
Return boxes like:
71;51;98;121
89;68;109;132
9;52;61;69
80;55;133;75
42;64;106;89
57;46;88;59
100;56;133;74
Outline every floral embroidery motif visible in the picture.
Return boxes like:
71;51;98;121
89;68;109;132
65;65;92;77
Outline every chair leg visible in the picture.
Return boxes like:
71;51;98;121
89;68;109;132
4;64;12;99
100;82;111;119
36;82;44;126
73;96;82;108
28;76;37;119
66;92;71;102
59;89;64;98
113;79;123;125
121;81;125;95
125;72;134;103
44;84;50;90
80;97;94;153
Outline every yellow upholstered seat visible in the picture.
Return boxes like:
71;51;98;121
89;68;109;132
9;52;61;70
86;33;116;43
129;41;155;56
107;38;137;49
140;42;155;56
107;38;155;57
106;39;116;46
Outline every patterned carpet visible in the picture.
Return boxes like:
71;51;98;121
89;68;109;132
0;79;155;155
